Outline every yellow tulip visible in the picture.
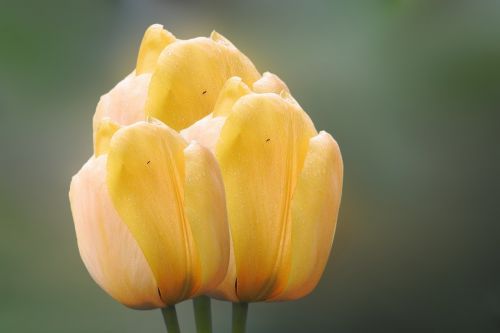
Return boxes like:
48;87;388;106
69;120;229;308
181;74;344;302
73;23;259;310
93;24;260;138
70;23;342;333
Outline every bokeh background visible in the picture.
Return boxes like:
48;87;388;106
1;0;499;332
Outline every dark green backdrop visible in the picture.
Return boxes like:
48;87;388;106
1;0;499;332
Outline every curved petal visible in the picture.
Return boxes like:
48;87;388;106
208;236;238;301
93;72;150;137
136;24;176;74
180;115;226;153
69;156;164;309
252;72;289;94
212;77;251;117
94;118;120;156
106;121;201;305
215;93;317;301
183;142;230;294
271;131;343;301
145;34;260;130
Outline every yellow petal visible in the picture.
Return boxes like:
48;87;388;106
69;156;164;309
94;118;120;156
272;131;343;301
215;93;317;301
212;77;251;117
93;72;150;138
183;142;230;293
136;24;176;74
252;72;289;94
145;35;260;130
106;121;201;304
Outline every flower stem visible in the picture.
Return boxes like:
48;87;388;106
232;302;249;333
161;305;181;333
193;296;213;333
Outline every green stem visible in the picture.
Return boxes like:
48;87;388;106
232;302;249;333
193;296;213;333
161;305;181;333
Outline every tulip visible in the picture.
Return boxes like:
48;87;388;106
69;120;229;310
181;74;344;303
70;23;343;333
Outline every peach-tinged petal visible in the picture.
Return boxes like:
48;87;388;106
252;72;290;94
93;72;151;136
69;156;164;309
106;121;201;305
183;142;230;294
146;36;260;130
208;236;238;302
136;24;176;74
215;93;317;301
180;115;226;153
274;131;343;301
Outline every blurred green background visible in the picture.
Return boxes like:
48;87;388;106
1;0;499;332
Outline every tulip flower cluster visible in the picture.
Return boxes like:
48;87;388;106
69;24;343;333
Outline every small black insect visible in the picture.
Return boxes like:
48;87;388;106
202;90;207;95
266;138;271;143
147;160;151;165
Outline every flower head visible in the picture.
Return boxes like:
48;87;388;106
70;24;342;310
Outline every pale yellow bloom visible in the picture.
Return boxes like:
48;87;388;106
70;121;229;308
182;74;344;302
71;24;341;308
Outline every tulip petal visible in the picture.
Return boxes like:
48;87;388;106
252;72;289;94
146;34;260;130
106;121;201;304
274;131;343;300
136;24;176;74
183;142;230;293
69;156;164;309
93;72;150;137
212;77;251;117
208;237;238;302
94;118;120;156
180;115;226;153
215;93;317;301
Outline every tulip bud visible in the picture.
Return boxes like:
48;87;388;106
70;121;229;308
182;74;343;302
